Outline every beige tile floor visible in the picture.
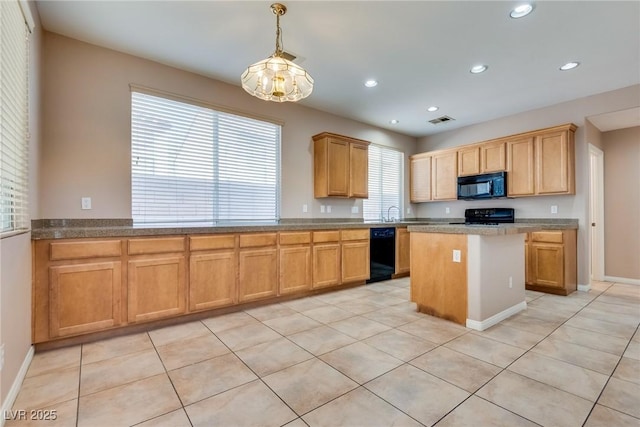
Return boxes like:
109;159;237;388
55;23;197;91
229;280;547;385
7;278;640;427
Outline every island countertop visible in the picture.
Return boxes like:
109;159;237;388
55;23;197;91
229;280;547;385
407;220;578;236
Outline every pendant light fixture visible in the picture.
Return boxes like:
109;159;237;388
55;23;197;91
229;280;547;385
241;3;314;102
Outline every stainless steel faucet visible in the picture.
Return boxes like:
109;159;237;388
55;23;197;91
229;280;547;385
386;205;400;222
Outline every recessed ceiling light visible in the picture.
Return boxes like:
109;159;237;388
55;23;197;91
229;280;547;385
389;119;399;125
470;65;488;74
559;61;580;71
364;80;378;88
510;4;534;18
427;106;439;112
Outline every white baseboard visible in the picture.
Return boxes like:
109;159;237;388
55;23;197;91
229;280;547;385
1;346;34;427
577;283;591;292
466;301;527;332
604;276;640;286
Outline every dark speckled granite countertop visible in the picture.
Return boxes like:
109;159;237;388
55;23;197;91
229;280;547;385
30;218;578;240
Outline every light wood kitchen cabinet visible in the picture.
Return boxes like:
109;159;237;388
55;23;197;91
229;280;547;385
525;229;577;296
189;235;237;312
312;231;341;289
313;132;370;198
33;239;124;342
457;146;480;176
127;237;187;323
395;227;410;276
480;141;506;173
431;149;458;200
340;229;369;283
507;136;536;196
238;233;278;302
410;153;431;203
279;232;312;295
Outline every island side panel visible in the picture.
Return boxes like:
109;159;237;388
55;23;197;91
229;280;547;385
410;232;467;325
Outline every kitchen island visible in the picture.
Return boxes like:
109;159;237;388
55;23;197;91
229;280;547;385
407;223;573;331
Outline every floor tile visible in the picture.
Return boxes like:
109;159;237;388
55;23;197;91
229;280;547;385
363;328;436;361
444;333;525;368
327;315;391;340
598;377;640;418
262;358;358;415
26;345;81;378
549;325;629;356
566;314;637;340
365;364;469;426
81;333;153;365
532;336;621;375
235;337;313;377
77;374;181;427
436;395;538;427
359;293;407;307
213;322;282;351
155;333;229;371
148;321;212;347
134;408;192;427
300;305;354;323
386;287;410;300
612;357;640;385
201;311;259;333
398;318;468;344
185;380;297;427
287;325;356;356
410;346;501;393
302;387;422;427
587;300;640;320
584;404;640;427
333;299;384;315
623;340;640;360
361;306;423;327
508;351;609;401
477;370;593;426
245;303;298;321
499;313;562;335
282;418;308;427
579;306;640;327
313;290;358;305
472;323;545;350
80;348;165;396
12;367;79;412
281;297;329;312
168;353;257;405
262;312;322;336
6;399;77;427
319;342;402;384
521;306;574;323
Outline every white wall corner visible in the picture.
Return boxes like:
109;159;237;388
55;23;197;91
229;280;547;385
466;300;527;332
1;346;34;427
577;283;591;292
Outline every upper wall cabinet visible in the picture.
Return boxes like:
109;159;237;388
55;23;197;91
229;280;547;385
409;149;458;202
313;132;370;198
458;141;506;176
410;153;431;203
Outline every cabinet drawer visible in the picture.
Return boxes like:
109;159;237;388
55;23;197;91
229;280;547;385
50;240;122;261
239;233;277;248
128;237;185;255
531;231;563;244
279;232;311;246
313;231;340;243
341;229;369;241
190;235;236;251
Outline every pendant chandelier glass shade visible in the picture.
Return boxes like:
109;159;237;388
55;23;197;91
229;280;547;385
241;3;313;102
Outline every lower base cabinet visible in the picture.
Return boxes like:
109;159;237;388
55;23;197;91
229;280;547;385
395;227;410;275
238;248;278;302
189;251;237;311
525;229;577;295
312;244;341;289
341;229;370;283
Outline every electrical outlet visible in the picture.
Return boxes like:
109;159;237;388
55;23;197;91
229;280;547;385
509;276;513;288
452;249;461;263
302;204;308;213
0;343;5;372
81;197;92;210
551;205;558;214
406;207;411;214
351;206;359;214
327;205;332;213
320;205;325;213
445;207;451;214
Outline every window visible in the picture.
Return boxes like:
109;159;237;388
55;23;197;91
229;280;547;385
0;1;30;235
131;91;280;224
363;144;404;221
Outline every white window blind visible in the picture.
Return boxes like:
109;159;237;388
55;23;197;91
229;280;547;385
131;91;280;224
0;1;30;234
363;144;404;221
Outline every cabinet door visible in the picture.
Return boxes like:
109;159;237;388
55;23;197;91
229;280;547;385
327;138;350;196
395;227;410;275
128;256;186;323
431;150;458;200
524;240;533;285
535;131;572;194
531;244;564;288
279;246;312;294
189;251;237;311
238;248;278;302
341;241;370;283
507;137;535;196
349;143;369;198
410;155;431;202
457;146;480;176
312;243;341;289
480;141;506;173
49;261;122;338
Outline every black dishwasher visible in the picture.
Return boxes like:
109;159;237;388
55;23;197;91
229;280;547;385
368;227;395;283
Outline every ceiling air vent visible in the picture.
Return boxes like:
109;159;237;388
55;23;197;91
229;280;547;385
429;115;455;125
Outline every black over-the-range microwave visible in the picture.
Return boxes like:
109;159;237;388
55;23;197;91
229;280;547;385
457;171;507;200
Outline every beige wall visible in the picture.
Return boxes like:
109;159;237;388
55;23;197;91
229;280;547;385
414;84;640;287
603;126;640;280
1;0;41;408
39;32;418;221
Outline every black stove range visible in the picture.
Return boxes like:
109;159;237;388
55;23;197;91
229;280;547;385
451;208;515;226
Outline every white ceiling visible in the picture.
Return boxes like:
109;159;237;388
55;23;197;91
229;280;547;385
35;1;640;137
